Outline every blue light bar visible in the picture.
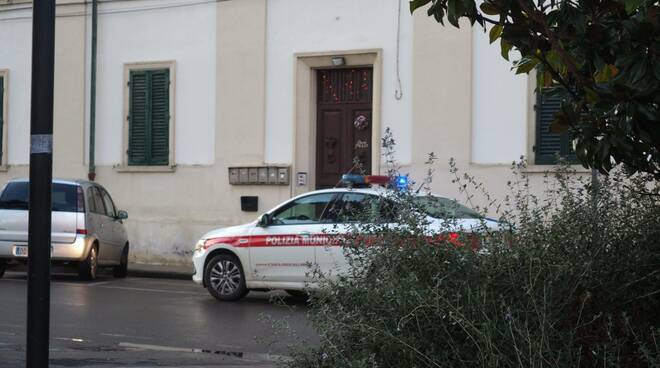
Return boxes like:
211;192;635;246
341;174;365;184
394;175;409;190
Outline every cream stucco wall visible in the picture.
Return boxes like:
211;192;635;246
90;0;216;166
0;0;292;266
94;0;292;264
408;9;571;214
471;24;529;164
0;7;33;167
0;1;87;177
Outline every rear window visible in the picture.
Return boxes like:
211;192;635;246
0;182;82;212
413;196;481;219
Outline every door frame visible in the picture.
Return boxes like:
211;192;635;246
292;49;382;196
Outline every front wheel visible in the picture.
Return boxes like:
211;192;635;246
204;254;248;301
78;245;98;281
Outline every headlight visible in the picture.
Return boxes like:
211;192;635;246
194;239;205;252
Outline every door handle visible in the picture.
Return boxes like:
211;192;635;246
299;231;311;237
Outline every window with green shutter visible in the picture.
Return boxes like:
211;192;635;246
535;88;577;165
128;69;170;166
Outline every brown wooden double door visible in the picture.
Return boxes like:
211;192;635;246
315;67;373;189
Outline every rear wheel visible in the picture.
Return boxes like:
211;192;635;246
204;254;248;301
78;245;98;281
113;245;129;278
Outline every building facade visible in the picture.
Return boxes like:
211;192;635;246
0;0;580;265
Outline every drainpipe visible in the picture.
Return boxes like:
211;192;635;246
88;0;98;181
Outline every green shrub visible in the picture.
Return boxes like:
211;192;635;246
286;159;660;368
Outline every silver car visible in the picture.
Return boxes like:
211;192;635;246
0;179;129;280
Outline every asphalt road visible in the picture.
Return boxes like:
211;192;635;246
0;271;318;367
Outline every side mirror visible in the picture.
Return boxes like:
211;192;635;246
116;210;128;220
258;213;272;227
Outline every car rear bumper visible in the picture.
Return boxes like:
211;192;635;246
0;235;92;262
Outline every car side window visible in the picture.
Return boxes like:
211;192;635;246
271;193;336;225
100;189;117;218
86;187;97;213
87;187;106;215
333;193;380;223
378;198;400;223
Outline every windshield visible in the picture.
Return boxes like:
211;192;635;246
413;196;481;219
0;182;82;212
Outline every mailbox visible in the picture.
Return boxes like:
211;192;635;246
228;166;291;186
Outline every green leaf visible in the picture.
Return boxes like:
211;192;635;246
549;113;570;134
624;0;645;14
427;1;445;24
500;39;513;61
410;0;432;14
489;25;503;44
594;64;620;83
480;1;500;15
447;0;465;27
515;57;538;74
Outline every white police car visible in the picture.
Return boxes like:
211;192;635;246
192;175;497;301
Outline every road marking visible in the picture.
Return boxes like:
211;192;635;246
53;337;85;342
98;286;205;295
100;333;152;340
89;280;113;286
118;342;291;363
0;278;104;288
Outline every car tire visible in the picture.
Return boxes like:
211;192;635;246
0;260;6;279
113;245;129;278
78;245;98;281
204;254;248;301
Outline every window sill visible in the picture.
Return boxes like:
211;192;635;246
114;164;176;173
523;164;591;173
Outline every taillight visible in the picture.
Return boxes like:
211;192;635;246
77;186;85;213
77;229;87;235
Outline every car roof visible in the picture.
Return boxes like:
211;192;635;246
297;186;387;197
293;186;442;198
7;178;97;187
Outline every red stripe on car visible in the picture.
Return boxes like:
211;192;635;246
203;234;342;249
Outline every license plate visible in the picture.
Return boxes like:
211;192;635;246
12;245;28;257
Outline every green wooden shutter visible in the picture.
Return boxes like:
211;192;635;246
535;89;577;164
128;69;170;166
149;69;169;165
128;71;149;165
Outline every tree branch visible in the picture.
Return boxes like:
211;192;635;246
514;0;592;89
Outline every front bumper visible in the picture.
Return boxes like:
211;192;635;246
0;235;92;262
192;249;205;285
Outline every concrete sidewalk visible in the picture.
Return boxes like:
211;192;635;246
127;262;194;280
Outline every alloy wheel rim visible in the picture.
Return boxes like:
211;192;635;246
209;260;241;296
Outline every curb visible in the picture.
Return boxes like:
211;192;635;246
127;264;193;281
